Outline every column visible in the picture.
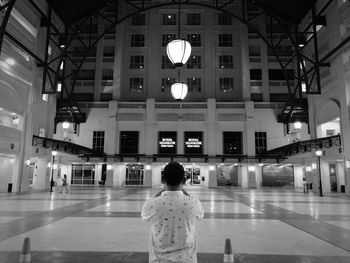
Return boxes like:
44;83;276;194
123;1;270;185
106;101;118;155
93;22;105;101
113;22;125;100
239;23;251;101
245;101;257;188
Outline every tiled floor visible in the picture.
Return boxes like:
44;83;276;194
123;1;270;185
0;187;350;263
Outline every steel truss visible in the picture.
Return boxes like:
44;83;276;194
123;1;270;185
0;0;333;128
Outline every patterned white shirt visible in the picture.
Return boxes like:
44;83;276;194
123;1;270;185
141;191;204;263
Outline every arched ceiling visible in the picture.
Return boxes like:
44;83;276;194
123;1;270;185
47;0;318;26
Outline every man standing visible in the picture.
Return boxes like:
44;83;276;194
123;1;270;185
141;162;204;263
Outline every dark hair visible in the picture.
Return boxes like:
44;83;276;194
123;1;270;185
163;162;184;186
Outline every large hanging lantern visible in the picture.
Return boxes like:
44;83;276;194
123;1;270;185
166;39;191;68
171;82;188;101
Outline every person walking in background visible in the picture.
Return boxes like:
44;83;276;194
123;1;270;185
60;174;68;193
141;162;204;263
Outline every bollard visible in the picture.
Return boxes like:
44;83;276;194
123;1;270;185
224;238;234;262
19;237;31;263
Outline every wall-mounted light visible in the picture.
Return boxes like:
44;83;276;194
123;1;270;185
248;166;256;172
311;163;317;169
293;121;302;130
107;164;113;170
209;165;215;171
145;164;151;170
306;166;312;172
315;150;323;156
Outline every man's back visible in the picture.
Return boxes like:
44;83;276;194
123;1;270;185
142;191;204;263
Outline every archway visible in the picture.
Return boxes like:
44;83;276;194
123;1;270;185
316;99;341;138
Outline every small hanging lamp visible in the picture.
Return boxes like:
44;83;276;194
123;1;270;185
166;2;191;68
171;82;188;101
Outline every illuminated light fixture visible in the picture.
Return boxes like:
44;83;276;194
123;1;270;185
5;58;15;65
335;117;340;121
166;39;191;68
52;150;57;156
297;35;306;48
26;159;31;166
315;150;322;156
306;166;312;172
248;166;256;172
209;165;215;171
234;163;238;166
311;163;317;169
60;61;64;70
107;164;113;170
0;107;3;110
57;82;62;92
301;82;306;92
171;82;188;101
145;164;151;170
166;3;191;68
258;163;264;166
47;162;51;168
293;121;302;130
62;121;69;130
10;112;17;116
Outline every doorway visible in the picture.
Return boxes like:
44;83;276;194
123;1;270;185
329;163;337;192
184;167;201;185
125;163;144;186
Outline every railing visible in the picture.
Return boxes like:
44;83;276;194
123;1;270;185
261;135;341;158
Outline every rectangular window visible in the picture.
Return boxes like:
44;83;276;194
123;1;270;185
255;132;267;154
129;77;144;92
223;132;242;154
219;55;233;68
161;78;175;92
218;13;232;25
158;131;177;154
184;131;203;155
120;131;139;154
187;34;201;47
219;34;233;47
268;69;294;80
130;55;144;69
103;46;114;57
93;131;105;153
71;164;95;185
161;56;175;69
163;13;176;25
249;45;261;56
76;69;95;80
187;13;201;25
132;13;145;26
219;78;234;92
102;69;113;80
187;77;201;92
187;55;201;69
250;69;262;80
162;33;176;47
131;34;145;47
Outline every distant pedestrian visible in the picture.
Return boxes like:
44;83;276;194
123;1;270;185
141;162;204;263
60;174;68;193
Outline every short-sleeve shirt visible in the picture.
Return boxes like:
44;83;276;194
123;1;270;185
141;191;204;263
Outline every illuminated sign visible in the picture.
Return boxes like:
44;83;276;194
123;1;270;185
158;132;177;154
185;138;202;148
184;132;203;154
159;138;175;148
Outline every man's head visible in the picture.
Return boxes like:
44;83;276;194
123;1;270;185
163;162;184;186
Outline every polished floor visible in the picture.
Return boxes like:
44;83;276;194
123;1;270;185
0;186;350;263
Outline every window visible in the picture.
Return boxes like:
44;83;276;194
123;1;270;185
250;69;262;80
184;131;203;155
131;34;145;47
161;56;175;69
219;78;234;92
219;55;233;68
162;33;176;47
223;132;242;154
187;34;201;47
249;45;260;56
255;132;267;154
187;13;201;25
76;69;95;80
187;55;201;69
102;69;113;80
132;13;145;26
218;13;232;25
130;55;144;69
42;94;48;102
158;131;177;154
268;69;294;80
219;34;233;46
103;46;114;57
129;77;144;92
93;131;105;153
187;77;201;92
161;78;175;92
71;164;95;185
163;13;176;25
120;131;139;154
